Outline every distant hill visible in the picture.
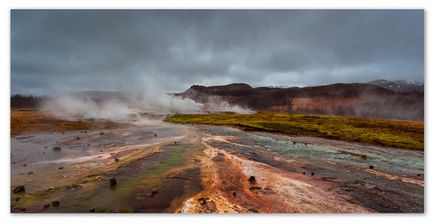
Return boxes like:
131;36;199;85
369;79;424;93
11;80;424;121
176;82;424;121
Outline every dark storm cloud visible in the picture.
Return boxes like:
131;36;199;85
11;10;424;95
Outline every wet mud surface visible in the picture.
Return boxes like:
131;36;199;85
11;122;424;213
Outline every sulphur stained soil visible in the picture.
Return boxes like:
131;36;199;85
11;122;424;213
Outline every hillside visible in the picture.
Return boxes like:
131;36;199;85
176;82;424;121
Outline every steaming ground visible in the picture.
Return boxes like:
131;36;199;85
10;83;423;213
41;89;253;121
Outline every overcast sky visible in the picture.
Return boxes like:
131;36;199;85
11;10;424;95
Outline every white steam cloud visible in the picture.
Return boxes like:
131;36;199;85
41;76;254;121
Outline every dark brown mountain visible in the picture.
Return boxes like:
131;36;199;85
176;82;424;121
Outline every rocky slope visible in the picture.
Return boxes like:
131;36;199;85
176;82;424;121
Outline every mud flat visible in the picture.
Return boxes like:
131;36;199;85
11;120;423;213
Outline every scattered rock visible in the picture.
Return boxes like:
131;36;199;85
292;141;296;145
27;171;33;175
100;149;103;152
233;192;237;197
248;176;256;184
154;133;157;137
114;158;120;162
13;185;25;193
109;178;117;187
149;188;158;198
52;146;61;151
369;165;374;169
361;155;368;160
58;167;64;170
15;197;21;202
51;201;60;207
12;161;16;164
100;132;104;135
46;187;55;192
89;208;96;213
43;204;50;209
417;174;422;177
311;172;315;176
76;137;80;140
249;186;262;192
42;152;46;155
23;164;27;167
198;197;208;205
302;171;306;175
248;208;259;213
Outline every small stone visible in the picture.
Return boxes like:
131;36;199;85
154;133;157;137
114;158;120;162
109;178;117;187
100;132;104;135
58;167;64;170
43;204;50;209
23;164;27;167
149;188;158;198
198;197;208;205
369;165;374;169
52;146;61;151
302;171;306;175
13;185;25;193
248;176;256;184
15;197;21;202
232;192;237;197
89;208;96;213
311;172;315;176
27;171;34;175
76;137;80;140
51;201;60;207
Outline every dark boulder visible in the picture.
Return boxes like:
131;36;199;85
369;165;374;169
51;201;60;207
109;178;117;187
52;146;61;152
13;185;25;193
248;176;256;184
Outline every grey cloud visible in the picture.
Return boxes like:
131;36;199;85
11;10;424;95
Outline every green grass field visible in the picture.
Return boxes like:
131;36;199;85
165;113;424;150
